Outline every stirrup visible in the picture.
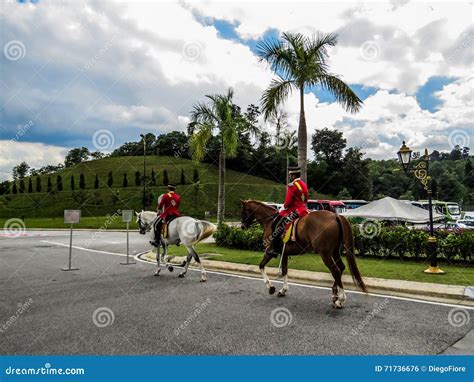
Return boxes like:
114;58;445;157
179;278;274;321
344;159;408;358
149;240;159;248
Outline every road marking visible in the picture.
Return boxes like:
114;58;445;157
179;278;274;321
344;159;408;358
134;252;474;310
41;241;473;310
41;240;126;257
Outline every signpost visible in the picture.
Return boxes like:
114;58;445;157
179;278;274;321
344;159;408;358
62;210;81;271
120;210;135;265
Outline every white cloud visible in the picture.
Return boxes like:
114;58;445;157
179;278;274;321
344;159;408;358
0;141;68;180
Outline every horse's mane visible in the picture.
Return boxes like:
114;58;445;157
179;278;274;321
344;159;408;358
245;200;277;212
140;210;158;222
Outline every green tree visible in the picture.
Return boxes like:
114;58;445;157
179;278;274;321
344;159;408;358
162;169;169;186
19;179;25;193
190;88;248;224
70;175;75;191
36;176;42;193
28;178;33;193
342;148;372;200
257;32;362;180
193;168;199;183
12;161;30;180
135;171;141;186
123;173;128;187
79;173;85;190
107;171;113;188
180;169;186;185
65;147;90;167
47;177;52;192
94;174;99;189
12;182;17;194
464;159;474;189
311;128;346;166
56;175;63;191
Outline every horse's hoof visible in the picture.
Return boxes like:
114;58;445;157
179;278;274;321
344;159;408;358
178;273;185;278
269;286;276;295
277;291;286;297
168;266;174;272
200;278;207;283
333;300;344;309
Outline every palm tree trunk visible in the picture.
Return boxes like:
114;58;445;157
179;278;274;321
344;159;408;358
217;142;226;225
298;85;308;181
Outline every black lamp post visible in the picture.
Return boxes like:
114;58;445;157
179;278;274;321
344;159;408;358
397;141;444;274
140;134;146;211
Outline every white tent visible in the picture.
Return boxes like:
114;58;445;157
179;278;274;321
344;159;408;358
341;196;445;223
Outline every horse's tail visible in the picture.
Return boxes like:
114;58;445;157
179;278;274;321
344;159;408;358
192;220;217;245
336;215;367;293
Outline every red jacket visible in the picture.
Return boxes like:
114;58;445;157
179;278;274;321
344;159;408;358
279;178;309;218
158;192;181;220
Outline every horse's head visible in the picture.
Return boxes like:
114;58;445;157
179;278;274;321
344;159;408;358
240;200;277;229
136;211;149;235
240;200;255;229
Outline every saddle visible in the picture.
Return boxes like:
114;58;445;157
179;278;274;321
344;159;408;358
161;215;178;239
282;218;300;244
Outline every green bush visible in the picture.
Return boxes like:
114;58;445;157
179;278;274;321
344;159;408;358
215;223;473;263
214;224;265;251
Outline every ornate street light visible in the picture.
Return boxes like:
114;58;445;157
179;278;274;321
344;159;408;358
397;141;444;274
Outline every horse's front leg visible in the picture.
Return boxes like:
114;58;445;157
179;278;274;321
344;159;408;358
179;247;193;279
154;244;161;276
278;253;289;297
162;239;174;272
259;253;275;295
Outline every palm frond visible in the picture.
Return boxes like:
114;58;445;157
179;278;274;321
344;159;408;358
260;77;294;120
318;74;363;113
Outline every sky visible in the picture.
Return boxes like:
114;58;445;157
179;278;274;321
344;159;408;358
0;0;472;180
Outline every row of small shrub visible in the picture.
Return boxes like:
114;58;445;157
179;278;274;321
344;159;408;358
214;224;473;263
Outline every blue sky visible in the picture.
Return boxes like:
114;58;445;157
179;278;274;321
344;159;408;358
0;1;472;180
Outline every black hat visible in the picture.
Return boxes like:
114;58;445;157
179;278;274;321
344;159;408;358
288;167;301;175
168;183;177;190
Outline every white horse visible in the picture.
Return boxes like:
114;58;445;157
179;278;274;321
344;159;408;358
136;211;217;282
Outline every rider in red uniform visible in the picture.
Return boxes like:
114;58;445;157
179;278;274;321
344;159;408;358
151;183;181;247
267;167;309;257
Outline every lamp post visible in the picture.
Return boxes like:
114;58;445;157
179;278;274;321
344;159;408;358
140;134;146;211
397;141;444;274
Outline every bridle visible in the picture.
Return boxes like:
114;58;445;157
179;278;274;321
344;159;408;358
241;202;276;229
137;214;156;235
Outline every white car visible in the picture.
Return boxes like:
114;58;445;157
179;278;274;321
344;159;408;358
463;211;474;221
456;220;474;230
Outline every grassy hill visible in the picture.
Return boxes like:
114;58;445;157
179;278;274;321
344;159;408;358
0;156;299;219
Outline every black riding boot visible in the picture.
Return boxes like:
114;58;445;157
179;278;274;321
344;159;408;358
150;219;163;247
266;216;284;258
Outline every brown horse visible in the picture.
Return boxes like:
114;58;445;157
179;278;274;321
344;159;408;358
240;200;367;308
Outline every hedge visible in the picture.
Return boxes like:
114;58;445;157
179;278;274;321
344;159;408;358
214;224;473;263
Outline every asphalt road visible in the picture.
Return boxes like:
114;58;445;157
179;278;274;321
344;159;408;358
0;230;472;355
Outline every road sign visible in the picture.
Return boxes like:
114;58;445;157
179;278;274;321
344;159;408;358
121;210;135;265
64;210;81;224
62;210;80;271
122;210;133;223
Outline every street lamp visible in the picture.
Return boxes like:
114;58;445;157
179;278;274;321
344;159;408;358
397;141;444;274
140;134;146;211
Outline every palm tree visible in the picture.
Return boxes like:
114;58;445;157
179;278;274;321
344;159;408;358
257;32;363;181
190;88;247;225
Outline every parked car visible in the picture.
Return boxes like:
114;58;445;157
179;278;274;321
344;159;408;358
341;200;369;210
462;211;474;221
307;200;346;214
456;220;474;230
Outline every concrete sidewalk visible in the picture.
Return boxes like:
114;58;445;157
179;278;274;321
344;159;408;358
142;251;474;306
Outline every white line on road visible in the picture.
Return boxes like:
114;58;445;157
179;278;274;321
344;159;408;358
41;240;126;257
42;240;473;310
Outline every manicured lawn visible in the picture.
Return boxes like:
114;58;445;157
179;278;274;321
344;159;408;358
169;243;473;287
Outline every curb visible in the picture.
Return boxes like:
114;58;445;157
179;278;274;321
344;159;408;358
142;251;474;306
